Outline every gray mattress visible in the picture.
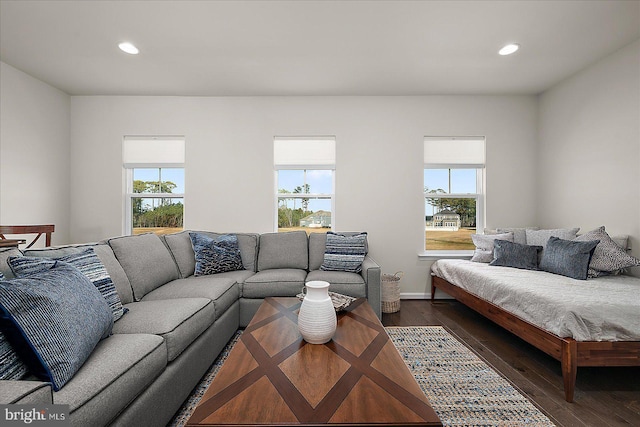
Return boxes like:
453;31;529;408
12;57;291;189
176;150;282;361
431;259;640;341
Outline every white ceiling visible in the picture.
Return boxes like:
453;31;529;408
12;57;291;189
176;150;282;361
1;0;638;96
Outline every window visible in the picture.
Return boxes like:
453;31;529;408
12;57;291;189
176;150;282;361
274;137;335;233
424;137;485;251
123;136;185;236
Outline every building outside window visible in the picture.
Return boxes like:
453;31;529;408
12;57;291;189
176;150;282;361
123;136;185;236
424;137;485;251
274;137;335;233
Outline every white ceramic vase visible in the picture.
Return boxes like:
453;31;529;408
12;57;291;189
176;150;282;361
298;281;337;344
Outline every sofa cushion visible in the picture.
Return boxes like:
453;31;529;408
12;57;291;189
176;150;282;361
305;270;367;298
11;249;127;322
163;230;260;277
320;232;368;273
0;262;113;391
53;333;165;425
108;233;180;301
113;298;214;362
242;269;307;298
190;232;244;275
142;276;240;320
0;381;52;404
257;231;308;271
24;244;135;304
0;248;22;279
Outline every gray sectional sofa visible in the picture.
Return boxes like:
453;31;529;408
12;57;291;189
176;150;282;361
0;230;380;426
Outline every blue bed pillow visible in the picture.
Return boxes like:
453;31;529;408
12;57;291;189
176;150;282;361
189;232;244;275
0;272;29;381
0;261;113;390
539;237;599;280
320;232;368;273
489;240;542;271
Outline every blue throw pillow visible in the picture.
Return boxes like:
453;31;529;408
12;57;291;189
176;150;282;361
489;240;542;271
539;237;599;280
0;261;113;391
0;272;29;381
189;233;244;275
320;232;367;273
9;248;127;322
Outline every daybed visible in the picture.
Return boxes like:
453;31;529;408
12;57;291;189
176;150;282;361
430;227;640;403
0;230;380;426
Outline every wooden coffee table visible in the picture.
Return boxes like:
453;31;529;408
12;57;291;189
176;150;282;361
186;297;441;426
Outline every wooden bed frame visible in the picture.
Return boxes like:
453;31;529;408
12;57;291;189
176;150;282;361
431;275;640;402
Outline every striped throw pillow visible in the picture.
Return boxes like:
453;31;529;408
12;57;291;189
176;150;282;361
0;271;29;381
9;248;127;322
320;232;367;273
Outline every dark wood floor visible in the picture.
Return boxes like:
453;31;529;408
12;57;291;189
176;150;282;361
382;300;640;427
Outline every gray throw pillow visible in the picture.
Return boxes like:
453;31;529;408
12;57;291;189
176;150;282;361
539;237;599;280
574;226;640;277
470;232;514;263
489;240;542;270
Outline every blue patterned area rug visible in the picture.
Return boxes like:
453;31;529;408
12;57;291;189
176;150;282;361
168;326;554;426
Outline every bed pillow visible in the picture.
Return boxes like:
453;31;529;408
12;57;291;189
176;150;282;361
470;232;513;263
539;237;599;280
525;228;580;249
489;240;542;270
496;227;538;245
574;226;640;277
190;232;244;275
320;232;367;273
0;261;113;390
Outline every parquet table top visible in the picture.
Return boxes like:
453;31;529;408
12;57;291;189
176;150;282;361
187;297;441;426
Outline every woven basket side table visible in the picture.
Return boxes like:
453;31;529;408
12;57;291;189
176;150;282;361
381;271;403;313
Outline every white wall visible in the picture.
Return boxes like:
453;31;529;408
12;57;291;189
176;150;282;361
538;40;640;273
0;61;71;245
70;95;538;296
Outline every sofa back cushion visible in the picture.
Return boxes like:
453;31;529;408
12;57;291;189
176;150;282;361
23;244;135;304
163;230;259;277
258;231;308;271
108;233;180;301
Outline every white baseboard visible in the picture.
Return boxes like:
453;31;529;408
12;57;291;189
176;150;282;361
399;292;429;299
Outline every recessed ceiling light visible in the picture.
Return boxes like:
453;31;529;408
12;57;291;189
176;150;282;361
118;42;139;55
498;43;520;56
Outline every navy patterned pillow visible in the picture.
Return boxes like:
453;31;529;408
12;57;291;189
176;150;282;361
9;248;127;322
489;240;542;271
320;232;367;273
539;237;599;280
0;261;113;390
190;232;244;275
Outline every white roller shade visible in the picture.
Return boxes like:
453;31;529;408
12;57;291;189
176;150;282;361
424;137;485;168
123;136;185;168
274;137;335;169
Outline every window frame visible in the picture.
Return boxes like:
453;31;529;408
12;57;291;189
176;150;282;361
421;137;485;258
274;137;336;232
122;136;185;235
124;166;186;235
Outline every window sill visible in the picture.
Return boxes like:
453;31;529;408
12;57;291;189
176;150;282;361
418;250;473;261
